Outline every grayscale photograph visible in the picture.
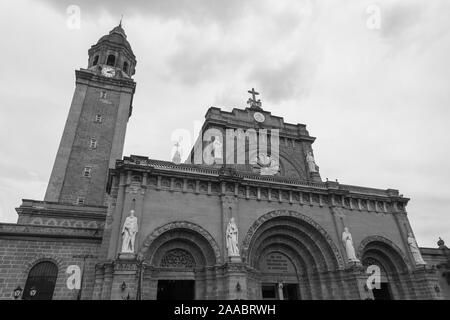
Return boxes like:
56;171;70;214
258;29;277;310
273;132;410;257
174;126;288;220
0;0;449;310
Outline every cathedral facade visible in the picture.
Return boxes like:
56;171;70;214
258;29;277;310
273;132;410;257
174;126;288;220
0;25;448;300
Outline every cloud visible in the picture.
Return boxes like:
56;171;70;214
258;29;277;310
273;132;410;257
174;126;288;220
380;3;423;39
163;29;248;85
247;55;317;104
375;1;450;54
40;0;257;26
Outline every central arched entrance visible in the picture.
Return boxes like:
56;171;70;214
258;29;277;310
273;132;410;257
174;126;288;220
155;248;197;300
140;221;220;300
242;210;344;300
258;250;301;300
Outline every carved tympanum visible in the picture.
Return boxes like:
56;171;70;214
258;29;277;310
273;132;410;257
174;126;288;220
160;249;195;268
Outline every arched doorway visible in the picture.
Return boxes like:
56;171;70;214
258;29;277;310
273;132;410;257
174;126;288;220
156;248;197;300
359;237;412;300
258;251;301;300
243;211;344;300
362;257;393;300
140;222;220;300
23;261;58;300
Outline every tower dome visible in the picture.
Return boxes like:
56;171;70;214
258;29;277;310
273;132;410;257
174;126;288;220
87;23;137;78
96;24;133;53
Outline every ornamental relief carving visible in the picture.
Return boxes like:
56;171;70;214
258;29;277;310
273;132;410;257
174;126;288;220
160;249;195;268
114;262;137;271
161;178;170;188
29;218;102;229
126;184;145;195
211;183;220;193
200;182;208;192
174;179;183;189
221;195;236;206
362;257;379;267
187;180;196;191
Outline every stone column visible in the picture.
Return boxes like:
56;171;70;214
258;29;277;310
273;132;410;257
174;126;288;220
344;264;373;300
111;261;138;300
92;264;104;300
223;263;247;300
411;267;441;300
136;173;148;250
329;204;348;266
100;263;114;300
106;172;127;260
391;202;417;269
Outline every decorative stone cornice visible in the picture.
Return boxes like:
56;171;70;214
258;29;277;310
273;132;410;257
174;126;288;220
75;69;136;92
0;223;103;241
17;199;107;218
203;106;316;142
114;261;138;272
109;155;409;215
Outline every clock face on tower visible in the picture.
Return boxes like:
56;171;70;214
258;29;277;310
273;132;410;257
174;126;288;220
253;112;265;123
102;66;116;78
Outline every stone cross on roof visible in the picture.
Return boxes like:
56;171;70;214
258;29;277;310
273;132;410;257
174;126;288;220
247;87;262;110
172;141;182;164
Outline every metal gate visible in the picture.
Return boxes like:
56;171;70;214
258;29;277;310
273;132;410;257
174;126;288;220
23;261;58;300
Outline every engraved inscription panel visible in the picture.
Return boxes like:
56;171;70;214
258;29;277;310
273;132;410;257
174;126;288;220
260;252;296;274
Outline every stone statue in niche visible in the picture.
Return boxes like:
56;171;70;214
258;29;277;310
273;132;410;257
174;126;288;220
342;227;360;262
212;136;223;160
407;232;427;265
121;210;138;253
226;217;240;257
306;151;319;173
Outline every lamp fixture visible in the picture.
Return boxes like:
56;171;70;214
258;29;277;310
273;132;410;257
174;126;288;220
13;286;23;299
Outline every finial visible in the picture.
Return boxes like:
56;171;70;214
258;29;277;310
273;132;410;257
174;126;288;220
119;14;123;27
172;140;182;164
246;87;262;110
437;237;445;248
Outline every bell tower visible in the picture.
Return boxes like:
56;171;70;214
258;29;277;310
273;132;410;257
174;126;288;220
44;23;137;206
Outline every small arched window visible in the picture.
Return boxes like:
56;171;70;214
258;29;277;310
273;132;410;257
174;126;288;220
92;55;99;66
106;54;116;66
123;61;129;73
23;261;58;300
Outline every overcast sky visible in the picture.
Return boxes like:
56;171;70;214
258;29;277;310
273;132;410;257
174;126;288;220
0;0;449;247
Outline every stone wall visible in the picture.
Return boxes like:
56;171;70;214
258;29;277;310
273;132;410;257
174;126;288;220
0;226;102;300
421;246;450;299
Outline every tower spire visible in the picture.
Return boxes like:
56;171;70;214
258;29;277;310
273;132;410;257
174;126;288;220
119;14;123;27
